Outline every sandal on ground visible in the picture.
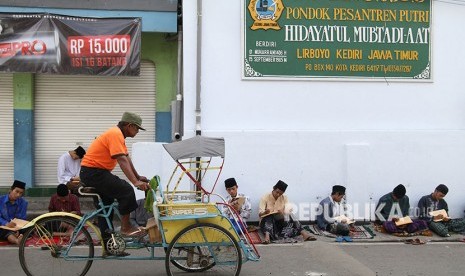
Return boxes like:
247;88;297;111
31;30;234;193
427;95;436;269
261;239;270;244
343;236;353;242
404;238;414;244
335;236;344;242
411;238;425;245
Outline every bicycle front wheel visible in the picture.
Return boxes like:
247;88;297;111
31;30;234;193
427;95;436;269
19;216;95;276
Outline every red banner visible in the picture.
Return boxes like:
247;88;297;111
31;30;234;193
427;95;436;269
0;13;141;76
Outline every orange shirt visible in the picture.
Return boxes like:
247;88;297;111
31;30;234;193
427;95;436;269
81;126;127;171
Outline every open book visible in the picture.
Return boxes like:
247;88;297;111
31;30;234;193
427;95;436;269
0;218;29;231
230;196;246;210
333;215;355;224
429;209;449;222
260;211;279;218
395;216;413;226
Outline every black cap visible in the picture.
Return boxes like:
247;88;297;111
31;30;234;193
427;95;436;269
273;180;288;192
224;178;237;188
435;184;449;195
332;185;346;195
57;184;69;197
393;184;406;198
12;180;26;190
75;146;86;159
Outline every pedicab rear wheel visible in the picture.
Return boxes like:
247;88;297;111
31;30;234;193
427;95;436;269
167;245;215;272
165;222;242;276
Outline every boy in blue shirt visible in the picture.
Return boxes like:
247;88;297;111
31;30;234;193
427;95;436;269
0;180;28;245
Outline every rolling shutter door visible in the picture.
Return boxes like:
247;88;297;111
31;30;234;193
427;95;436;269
0;73;14;187
35;61;156;186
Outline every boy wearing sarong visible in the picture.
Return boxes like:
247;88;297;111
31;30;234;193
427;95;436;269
375;184;427;233
316;185;351;236
0;180;28;245
418;184;465;237
259;180;315;243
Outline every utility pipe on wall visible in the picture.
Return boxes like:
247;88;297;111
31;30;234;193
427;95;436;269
172;2;184;141
195;0;202;136
194;0;203;192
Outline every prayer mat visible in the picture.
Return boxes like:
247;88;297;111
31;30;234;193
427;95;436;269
304;225;337;238
272;236;303;244
0;240;10;246
248;230;264;244
0;236;73;247
25;236;69;247
350;225;375;239
25;235;100;247
373;223;433;237
305;224;375;239
391;229;433;237
249;230;306;244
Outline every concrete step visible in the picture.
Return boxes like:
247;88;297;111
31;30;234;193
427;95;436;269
24;196;95;221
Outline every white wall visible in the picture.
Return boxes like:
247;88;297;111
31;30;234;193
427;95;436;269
131;142;193;200
172;1;465;221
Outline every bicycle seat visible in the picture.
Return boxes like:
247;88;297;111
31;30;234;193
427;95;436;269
80;187;97;193
78;186;101;199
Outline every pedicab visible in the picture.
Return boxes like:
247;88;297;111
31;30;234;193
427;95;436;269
17;136;260;276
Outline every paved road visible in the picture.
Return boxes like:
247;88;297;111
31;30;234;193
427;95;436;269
3;241;465;276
